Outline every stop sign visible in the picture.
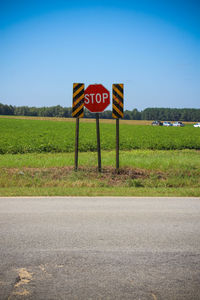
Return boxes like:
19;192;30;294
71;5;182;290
84;84;110;113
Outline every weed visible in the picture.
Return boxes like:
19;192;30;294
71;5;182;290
126;179;144;187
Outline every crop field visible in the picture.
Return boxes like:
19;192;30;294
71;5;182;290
0;117;200;154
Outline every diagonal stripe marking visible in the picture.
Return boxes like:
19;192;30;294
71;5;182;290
113;85;123;99
113;99;123;113
73;83;79;89
72;103;84;117
77;111;84;118
73;85;84;99
73;93;84;107
73;108;84;118
113;104;123;117
113;95;123;108
113;83;123;95
112;110;122;118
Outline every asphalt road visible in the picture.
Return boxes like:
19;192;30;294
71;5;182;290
0;197;200;300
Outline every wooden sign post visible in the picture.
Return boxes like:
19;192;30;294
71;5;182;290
116;118;119;169
112;84;124;171
72;83;84;171
74;118;79;171
95;113;101;172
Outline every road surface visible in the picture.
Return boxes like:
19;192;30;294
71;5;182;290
0;197;200;299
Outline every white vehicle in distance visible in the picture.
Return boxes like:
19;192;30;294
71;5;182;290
194;123;200;127
163;121;173;126
173;121;184;127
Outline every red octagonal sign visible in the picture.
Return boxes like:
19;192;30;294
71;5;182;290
84;84;110;113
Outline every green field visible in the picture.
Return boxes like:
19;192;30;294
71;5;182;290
0;117;200;154
0;117;199;197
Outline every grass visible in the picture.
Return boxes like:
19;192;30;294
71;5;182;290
1;187;199;197
0;149;199;170
0;150;199;197
1;116;199;197
0;117;200;154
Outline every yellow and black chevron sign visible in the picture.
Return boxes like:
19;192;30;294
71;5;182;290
112;84;124;118
72;83;84;118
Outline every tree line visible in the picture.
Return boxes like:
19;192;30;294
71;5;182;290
0;103;199;121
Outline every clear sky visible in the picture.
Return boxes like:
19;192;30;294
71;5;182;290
0;0;199;110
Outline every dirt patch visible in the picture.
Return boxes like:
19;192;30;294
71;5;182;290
2;166;166;187
96;167;150;185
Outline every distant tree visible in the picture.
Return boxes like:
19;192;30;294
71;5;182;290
101;110;112;119
63;107;72;118
1;102;200;121
0;103;14;115
124;110;132;120
131;108;141;120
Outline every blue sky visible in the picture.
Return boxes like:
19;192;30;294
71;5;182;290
0;0;199;110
